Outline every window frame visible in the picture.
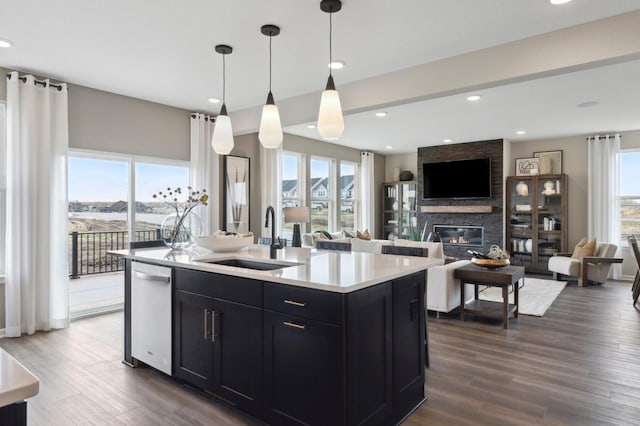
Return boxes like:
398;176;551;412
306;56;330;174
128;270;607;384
0;102;6;280
619;149;640;247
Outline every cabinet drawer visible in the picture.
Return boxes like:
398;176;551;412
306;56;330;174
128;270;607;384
264;283;342;325
175;268;262;307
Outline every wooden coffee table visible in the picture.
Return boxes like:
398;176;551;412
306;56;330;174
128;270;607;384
454;263;525;329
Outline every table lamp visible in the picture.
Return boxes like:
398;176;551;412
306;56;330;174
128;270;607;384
284;206;310;247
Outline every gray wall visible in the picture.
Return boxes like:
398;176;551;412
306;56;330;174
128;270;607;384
0;67;6;100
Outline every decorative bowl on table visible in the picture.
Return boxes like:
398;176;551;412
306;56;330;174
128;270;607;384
471;258;510;268
197;232;254;252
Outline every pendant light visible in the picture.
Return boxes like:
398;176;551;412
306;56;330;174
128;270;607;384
317;0;344;141
211;44;234;155
259;24;283;149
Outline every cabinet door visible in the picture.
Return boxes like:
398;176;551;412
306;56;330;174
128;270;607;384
212;299;262;416
173;290;214;390
263;311;342;426
392;273;426;420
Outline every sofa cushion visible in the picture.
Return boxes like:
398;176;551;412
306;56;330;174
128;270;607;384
351;238;384;254
548;255;580;276
572;237;596;259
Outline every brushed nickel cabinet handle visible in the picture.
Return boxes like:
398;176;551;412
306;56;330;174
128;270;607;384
284;299;306;307
204;308;208;340
283;321;306;330
134;271;170;283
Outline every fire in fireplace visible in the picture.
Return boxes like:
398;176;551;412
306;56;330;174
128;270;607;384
433;225;483;247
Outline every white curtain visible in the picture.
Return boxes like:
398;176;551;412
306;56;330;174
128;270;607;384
587;133;621;279
190;113;219;234
5;72;69;336
360;152;375;233
260;143;282;238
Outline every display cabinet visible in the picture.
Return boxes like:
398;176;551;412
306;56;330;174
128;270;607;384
382;181;417;240
506;174;568;272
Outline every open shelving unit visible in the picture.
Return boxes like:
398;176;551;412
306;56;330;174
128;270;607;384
382;181;417;240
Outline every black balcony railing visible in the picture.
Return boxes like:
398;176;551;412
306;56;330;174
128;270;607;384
69;229;161;278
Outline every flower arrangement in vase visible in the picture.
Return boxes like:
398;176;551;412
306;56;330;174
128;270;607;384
153;187;208;249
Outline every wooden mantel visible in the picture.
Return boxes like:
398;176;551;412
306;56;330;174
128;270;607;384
420;205;492;213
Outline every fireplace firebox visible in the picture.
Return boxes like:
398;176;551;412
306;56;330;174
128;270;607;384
433;225;483;247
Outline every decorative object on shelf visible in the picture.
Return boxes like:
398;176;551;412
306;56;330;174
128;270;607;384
258;24;283;149
534;150;562;174
153;187;208;249
399;170;414;181
197;230;254;252
542;181;556;195
515;157;540;176
317;0;344;140
525;239;533;253
224;155;250;233
211;44;235;154
284;206;310;247
516;181;529;196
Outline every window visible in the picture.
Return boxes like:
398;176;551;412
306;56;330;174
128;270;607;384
340;161;357;232
310;157;332;232
281;152;303;240
620;151;640;245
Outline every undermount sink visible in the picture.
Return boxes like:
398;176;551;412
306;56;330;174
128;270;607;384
203;258;298;271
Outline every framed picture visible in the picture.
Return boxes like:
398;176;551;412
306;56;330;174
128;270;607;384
534;150;563;174
515;157;540;176
223;155;250;233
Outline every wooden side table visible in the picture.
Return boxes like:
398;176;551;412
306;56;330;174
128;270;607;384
454;264;525;329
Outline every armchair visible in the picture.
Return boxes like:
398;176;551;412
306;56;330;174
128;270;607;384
548;242;622;286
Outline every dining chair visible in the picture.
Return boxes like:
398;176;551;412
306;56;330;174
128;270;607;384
628;235;640;306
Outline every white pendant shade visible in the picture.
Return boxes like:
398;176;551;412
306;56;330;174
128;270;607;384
211;113;234;155
317;88;344;140
259;103;283;148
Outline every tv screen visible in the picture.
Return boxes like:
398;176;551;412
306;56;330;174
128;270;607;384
423;158;492;199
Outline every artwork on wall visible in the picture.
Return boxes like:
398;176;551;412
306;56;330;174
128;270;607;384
533;150;563;174
224;155;250;233
515;157;540;176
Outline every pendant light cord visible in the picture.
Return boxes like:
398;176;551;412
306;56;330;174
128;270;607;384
269;34;272;93
329;11;333;78
222;53;226;104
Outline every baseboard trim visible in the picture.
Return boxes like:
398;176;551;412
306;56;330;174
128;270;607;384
70;304;124;321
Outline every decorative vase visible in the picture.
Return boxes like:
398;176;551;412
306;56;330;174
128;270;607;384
160;211;203;250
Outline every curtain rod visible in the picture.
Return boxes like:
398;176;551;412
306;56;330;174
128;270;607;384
6;73;63;91
190;113;216;122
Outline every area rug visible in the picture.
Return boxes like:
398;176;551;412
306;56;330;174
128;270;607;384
478;278;567;317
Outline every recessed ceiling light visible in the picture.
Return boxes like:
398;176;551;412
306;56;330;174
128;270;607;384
0;38;13;48
443;139;452;143
516;130;527;135
307;124;316;129
375;112;387;117
385;145;393;150
328;60;345;70
466;95;482;102
550;0;571;5
577;101;599;108
207;97;221;104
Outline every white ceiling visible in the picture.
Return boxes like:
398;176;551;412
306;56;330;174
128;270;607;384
1;0;639;153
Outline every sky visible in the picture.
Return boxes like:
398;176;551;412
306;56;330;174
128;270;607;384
68;157;189;202
282;154;355;180
621;152;640;196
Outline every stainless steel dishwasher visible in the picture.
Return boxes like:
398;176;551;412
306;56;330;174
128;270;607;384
131;261;172;375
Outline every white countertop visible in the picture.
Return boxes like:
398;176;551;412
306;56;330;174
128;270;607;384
110;245;439;293
0;348;39;408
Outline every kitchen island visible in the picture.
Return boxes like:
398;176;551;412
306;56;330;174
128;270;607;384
112;245;438;426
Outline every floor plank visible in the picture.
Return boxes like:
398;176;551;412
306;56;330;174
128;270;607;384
1;279;639;425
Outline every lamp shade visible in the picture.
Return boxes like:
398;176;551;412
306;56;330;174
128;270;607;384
211;110;234;155
284;206;310;223
317;85;344;140
259;102;283;148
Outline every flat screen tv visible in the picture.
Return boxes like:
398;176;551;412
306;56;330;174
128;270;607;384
423;158;492;199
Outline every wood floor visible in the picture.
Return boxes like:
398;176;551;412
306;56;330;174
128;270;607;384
1;279;640;425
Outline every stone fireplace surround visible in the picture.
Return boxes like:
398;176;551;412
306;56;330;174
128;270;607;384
434;225;483;247
417;139;504;259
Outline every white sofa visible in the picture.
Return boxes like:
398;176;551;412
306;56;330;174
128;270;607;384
426;260;474;315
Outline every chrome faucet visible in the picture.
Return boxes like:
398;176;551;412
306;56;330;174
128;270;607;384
265;205;282;258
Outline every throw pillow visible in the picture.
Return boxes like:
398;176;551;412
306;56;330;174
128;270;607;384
320;230;333;240
572;237;596;259
343;229;356;238
356;229;371;240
